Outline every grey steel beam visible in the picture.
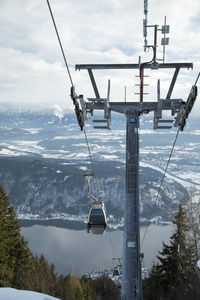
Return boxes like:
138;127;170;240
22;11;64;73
166;67;180;99
93;126;108;129
157;126;172;129
158;120;174;123
88;69;100;98
93;120;107;123
85;100;182;115
76;63;139;70
76;62;193;70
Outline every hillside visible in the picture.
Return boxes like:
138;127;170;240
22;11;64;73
0;109;199;225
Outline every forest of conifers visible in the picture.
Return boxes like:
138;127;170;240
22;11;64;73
143;193;200;300
1;184;200;300
0;186;120;300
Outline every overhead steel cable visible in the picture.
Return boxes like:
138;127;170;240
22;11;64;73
108;230;116;260
83;128;102;201
46;0;74;87
141;127;180;249
46;0;102;201
46;1;122;260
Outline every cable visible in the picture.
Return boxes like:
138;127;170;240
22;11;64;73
46;0;102;201
83;127;102;201
141;127;180;248
46;1;116;259
108;230;116;260
46;0;74;87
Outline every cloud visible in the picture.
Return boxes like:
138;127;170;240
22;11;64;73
0;0;199;117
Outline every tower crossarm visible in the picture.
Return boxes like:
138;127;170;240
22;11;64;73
85;99;183;119
75;62;193;131
75;62;193;70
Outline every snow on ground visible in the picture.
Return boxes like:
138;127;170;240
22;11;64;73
0;288;59;300
140;161;200;192
79;166;88;171
101;155;119;160
197;260;200;269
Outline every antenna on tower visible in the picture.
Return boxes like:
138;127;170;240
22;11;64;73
143;0;148;51
143;0;170;63
161;16;170;63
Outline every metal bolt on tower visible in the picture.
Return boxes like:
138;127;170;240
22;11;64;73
71;2;199;299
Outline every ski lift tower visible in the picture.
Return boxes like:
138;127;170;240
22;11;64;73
71;1;198;299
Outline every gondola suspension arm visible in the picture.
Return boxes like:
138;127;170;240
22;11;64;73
84;174;101;204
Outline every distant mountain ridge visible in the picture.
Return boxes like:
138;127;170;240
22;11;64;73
0;110;199;225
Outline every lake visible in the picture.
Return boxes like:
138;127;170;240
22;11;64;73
21;222;173;277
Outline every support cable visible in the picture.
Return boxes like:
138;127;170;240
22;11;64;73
46;0;74;87
46;0;121;259
141;127;180;248
84;128;116;259
46;0;102;202
108;230;116;260
83;127;102;201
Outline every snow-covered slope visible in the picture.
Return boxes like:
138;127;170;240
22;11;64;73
0;110;199;224
0;288;59;300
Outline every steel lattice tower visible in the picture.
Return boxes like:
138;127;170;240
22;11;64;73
71;2;198;299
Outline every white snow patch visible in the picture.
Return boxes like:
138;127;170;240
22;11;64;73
62;162;77;165
101;155;119;159
76;153;88;157
140;161;197;185
0;287;59;300
197;260;200;269
192;130;200;135
79;166;88;171
54;105;64;120
54;135;83;140
24;128;41;134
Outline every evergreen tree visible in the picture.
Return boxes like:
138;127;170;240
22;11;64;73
92;276;120;300
0;186;25;286
56;274;67;299
82;280;92;300
0;186;124;299
14;235;34;290
157;205;191;292
143;262;164;300
49;263;59;296
0;187;39;291
80;276;93;300
31;254;56;295
187;186;200;261
67;269;84;300
143;203;199;300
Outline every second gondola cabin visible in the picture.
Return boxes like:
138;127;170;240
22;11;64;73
87;201;107;235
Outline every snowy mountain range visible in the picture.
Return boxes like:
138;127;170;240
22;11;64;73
0;108;199;226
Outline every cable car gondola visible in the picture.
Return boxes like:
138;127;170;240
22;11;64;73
113;266;120;277
112;258;122;277
87;201;107;235
85;174;107;235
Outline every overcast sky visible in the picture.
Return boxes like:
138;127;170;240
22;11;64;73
0;0;200;117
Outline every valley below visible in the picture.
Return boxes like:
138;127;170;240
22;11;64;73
0;109;199;228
